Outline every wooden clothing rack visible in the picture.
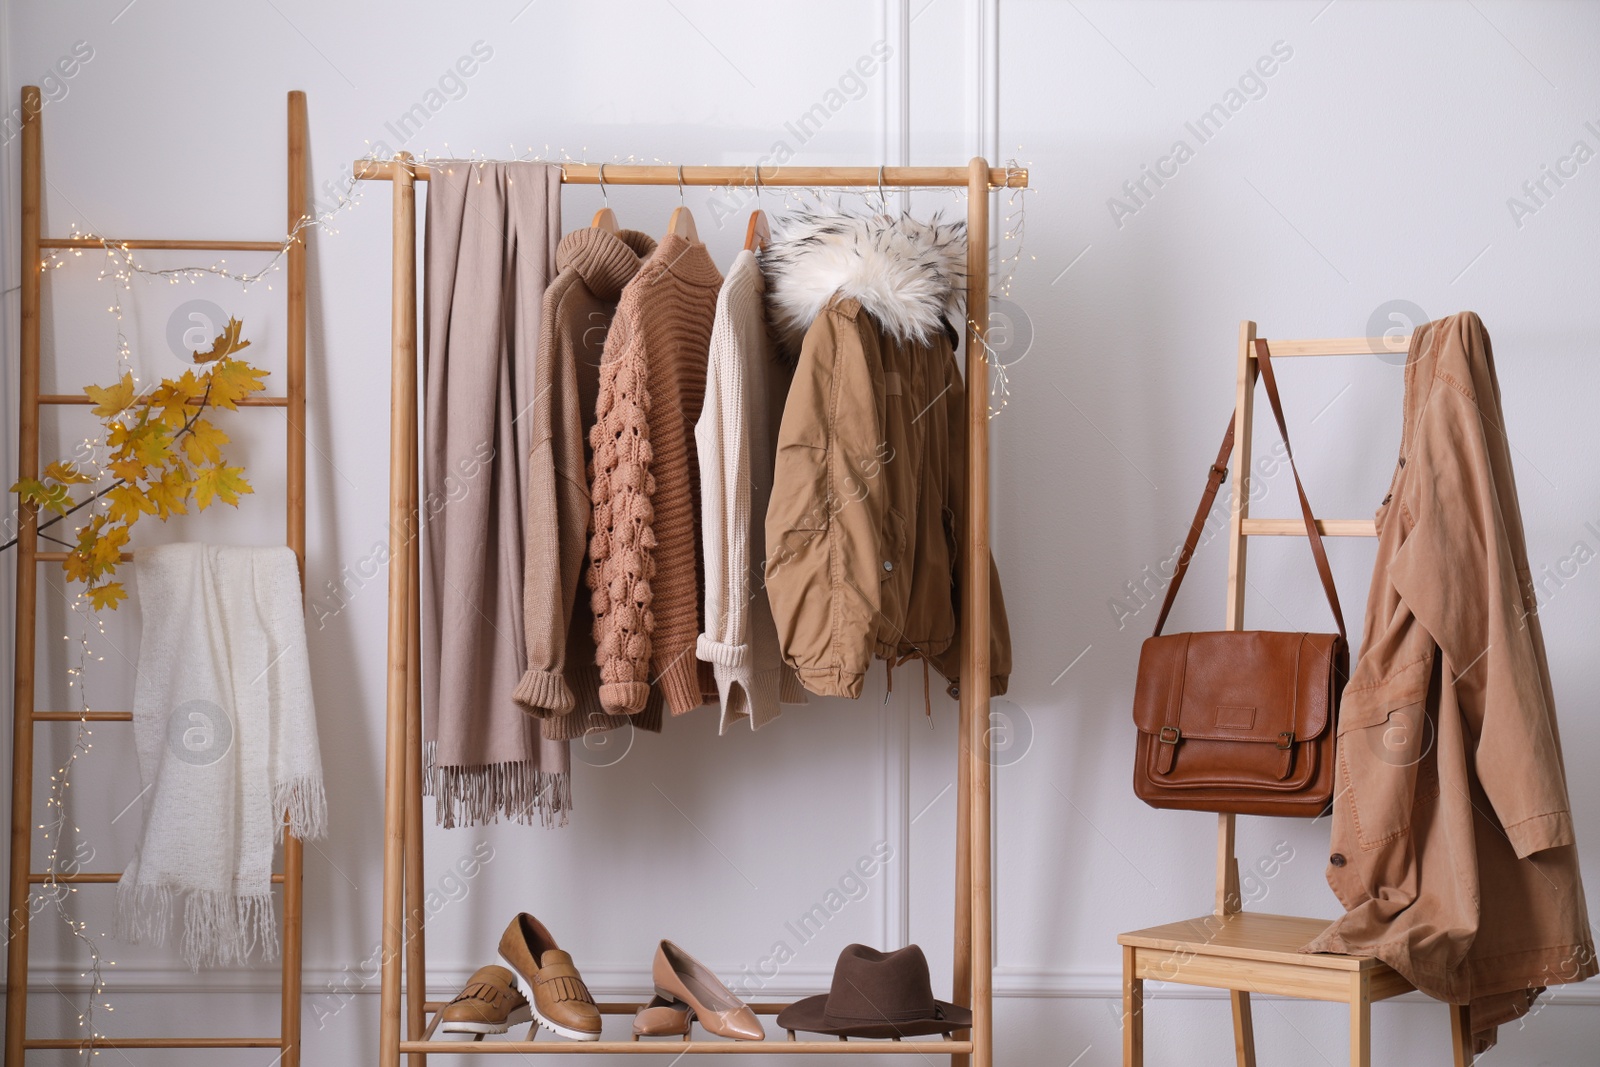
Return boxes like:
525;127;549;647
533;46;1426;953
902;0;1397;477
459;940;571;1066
4;89;311;1062
352;156;1027;1065
1117;322;1472;1067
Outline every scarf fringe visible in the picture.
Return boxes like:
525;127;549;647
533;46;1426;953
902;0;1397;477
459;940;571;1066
422;742;572;829
273;773;329;843
116;883;279;971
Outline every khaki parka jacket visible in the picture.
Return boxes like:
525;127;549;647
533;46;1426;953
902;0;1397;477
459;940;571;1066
1304;312;1595;1051
759;213;1011;701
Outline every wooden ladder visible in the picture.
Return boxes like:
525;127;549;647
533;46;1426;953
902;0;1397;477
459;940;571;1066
4;85;310;1064
1117;322;1473;1067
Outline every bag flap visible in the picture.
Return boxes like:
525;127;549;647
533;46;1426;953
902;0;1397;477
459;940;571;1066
1133;631;1337;744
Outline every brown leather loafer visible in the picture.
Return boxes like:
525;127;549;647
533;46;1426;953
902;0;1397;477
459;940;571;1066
498;914;602;1041
653;940;764;1041
440;965;532;1035
632;994;694;1039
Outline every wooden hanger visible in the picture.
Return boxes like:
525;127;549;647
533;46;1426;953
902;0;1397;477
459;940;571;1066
668;166;701;245
592;163;619;233
743;210;769;252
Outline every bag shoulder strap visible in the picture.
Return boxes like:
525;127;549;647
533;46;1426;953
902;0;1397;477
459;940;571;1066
1151;339;1347;640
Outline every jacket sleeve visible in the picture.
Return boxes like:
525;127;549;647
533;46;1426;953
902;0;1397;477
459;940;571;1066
766;310;884;698
587;313;656;714
932;353;1012;696
1389;379;1574;858
514;292;579;715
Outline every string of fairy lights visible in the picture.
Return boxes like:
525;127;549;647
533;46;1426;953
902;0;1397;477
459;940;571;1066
33;146;1031;1047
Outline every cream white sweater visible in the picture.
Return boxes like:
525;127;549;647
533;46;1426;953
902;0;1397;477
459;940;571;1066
695;251;806;732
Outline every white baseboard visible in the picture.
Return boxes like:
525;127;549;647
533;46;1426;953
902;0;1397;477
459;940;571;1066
8;964;1598;1006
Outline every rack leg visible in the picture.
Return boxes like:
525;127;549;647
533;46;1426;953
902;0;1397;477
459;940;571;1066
3;84;43;1067
378;156;419;1067
963;156;994;1067
403;437;427;1067
280;85;309;1067
1449;1003;1472;1067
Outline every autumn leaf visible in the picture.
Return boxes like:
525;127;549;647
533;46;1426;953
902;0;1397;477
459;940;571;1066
129;421;174;468
105;484;157;524
193;317;252;363
64;550;93;583
90;522;129;574
145;467;190;520
12;477;74;515
107;457;145;483
206;357;269;410
195;463;251;510
43;460;94;485
87;582;127;611
84;372;137;418
181;417;229;466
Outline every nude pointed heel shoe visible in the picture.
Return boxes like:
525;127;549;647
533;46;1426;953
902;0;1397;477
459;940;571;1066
652;940;764;1041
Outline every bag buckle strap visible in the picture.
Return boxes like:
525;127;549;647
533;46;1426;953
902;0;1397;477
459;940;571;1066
1276;730;1295;750
1209;463;1229;482
1159;726;1181;745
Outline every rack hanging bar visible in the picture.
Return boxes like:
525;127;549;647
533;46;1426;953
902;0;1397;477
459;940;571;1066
25;1037;283;1050
29;872;287;885
397;1041;975;1056
39;238;287;252
352;160;1027;188
33;711;132;721
38;394;290;407
1242;518;1378;537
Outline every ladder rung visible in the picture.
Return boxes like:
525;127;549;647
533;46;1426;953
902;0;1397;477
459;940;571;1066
1241;518;1377;537
1251;336;1410;357
26;1037;283;1049
31;872;286;884
40;237;286;252
37;552;131;563
34;711;131;721
39;394;289;407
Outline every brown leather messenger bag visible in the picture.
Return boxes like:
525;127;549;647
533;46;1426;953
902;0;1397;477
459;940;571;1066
1132;340;1349;817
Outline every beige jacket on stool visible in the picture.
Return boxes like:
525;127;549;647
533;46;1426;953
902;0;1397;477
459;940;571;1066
695;250;807;732
1303;312;1595;1052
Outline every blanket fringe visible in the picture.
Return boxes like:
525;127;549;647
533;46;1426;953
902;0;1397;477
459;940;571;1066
117;883;279;971
422;742;572;829
273;773;329;843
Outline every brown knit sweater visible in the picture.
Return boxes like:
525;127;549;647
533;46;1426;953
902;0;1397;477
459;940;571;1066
513;226;664;740
588;233;722;715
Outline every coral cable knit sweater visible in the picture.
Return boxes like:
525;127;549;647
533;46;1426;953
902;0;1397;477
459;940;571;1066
588;233;722;715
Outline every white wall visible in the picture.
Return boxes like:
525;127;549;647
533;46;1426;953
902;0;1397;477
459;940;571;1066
2;1;1597;1064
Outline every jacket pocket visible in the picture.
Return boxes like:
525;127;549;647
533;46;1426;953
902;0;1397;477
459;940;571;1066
1339;655;1440;849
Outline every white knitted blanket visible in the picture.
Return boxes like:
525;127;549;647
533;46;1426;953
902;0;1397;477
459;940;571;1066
116;543;326;970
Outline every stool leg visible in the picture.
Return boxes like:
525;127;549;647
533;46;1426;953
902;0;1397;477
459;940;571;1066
1122;946;1143;1067
1230;991;1256;1067
1349;974;1371;1067
1449;1003;1472;1067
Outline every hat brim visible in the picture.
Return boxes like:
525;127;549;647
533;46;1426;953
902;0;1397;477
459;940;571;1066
775;994;972;1039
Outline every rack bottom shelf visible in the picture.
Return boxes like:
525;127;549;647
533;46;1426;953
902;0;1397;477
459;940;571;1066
400;1039;973;1055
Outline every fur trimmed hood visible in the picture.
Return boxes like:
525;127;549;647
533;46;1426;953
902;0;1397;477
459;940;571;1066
759;210;965;353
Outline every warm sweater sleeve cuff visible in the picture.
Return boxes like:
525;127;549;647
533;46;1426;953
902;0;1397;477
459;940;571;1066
599;681;652;716
656;651;707;716
697;634;750;668
513;668;576;717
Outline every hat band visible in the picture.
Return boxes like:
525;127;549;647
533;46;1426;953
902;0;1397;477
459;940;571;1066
821;1003;944;1025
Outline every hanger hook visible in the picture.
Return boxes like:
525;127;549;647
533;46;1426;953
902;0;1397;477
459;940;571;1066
678;165;686;206
597;162;608;205
753;164;762;210
877;164;887;214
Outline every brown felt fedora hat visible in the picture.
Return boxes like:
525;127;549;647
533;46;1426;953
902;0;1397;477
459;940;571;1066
776;944;970;1039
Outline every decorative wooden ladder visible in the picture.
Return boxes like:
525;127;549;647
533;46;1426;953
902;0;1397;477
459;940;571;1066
4;86;311;1064
1117;322;1473;1067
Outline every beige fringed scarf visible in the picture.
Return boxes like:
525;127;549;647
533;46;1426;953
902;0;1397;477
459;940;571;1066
421;161;571;826
117;544;326;970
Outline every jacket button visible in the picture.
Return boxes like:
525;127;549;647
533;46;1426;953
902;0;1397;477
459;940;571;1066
882;560;894;572
1329;853;1347;868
